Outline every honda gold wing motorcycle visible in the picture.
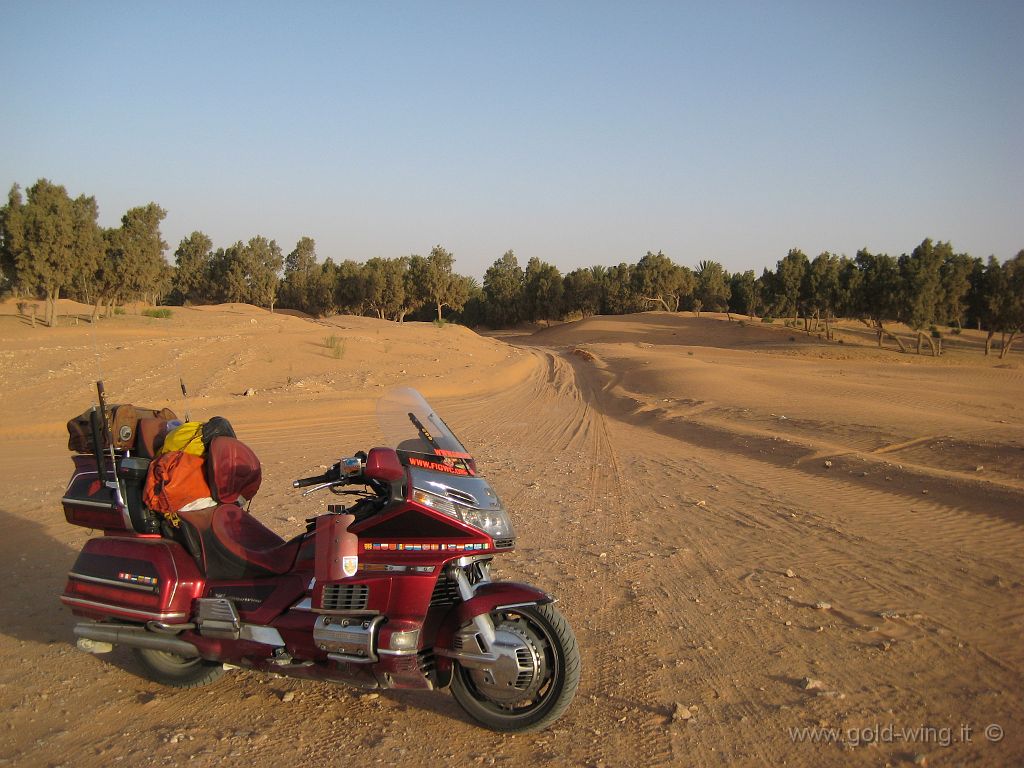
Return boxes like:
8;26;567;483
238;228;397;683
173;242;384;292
60;386;580;732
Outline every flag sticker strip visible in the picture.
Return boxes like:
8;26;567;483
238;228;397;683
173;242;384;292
363;542;487;552
118;572;158;586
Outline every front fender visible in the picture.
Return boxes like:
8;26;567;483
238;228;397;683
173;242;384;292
434;581;552;651
456;581;552;625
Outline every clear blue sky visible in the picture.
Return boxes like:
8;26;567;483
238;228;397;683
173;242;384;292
2;1;1021;279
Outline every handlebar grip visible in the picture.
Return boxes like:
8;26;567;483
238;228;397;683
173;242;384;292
293;462;345;488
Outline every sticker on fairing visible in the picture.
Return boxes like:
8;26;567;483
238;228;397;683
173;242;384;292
433;448;474;460
408;456;471;476
342;556;358;578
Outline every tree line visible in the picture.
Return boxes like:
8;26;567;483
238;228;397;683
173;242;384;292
1;178;1021;357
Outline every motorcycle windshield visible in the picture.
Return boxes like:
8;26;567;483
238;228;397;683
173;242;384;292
376;387;514;540
376;387;477;476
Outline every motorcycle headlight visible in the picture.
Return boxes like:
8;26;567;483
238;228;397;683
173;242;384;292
460;506;515;539
412;490;515;540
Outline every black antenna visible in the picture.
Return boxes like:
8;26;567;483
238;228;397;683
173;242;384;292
88;407;107;484
178;377;192;421
95;381;126;508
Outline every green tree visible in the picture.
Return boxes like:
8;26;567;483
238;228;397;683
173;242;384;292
206;237;282;309
899;238;946;355
414;244;466;321
939;251;978;330
982;252;1024;358
306;258;338;316
632;251;693;312
0;184;25;296
522;257;564;325
805;252;843;337
483;250;524;327
695;259;731;314
335;259;369;315
208;243;247;303
601;262;642;315
107;203;171;306
852;248;906;351
457;278;488;327
728;270;762;318
773;249;809;321
403;255;430;321
563;267;603;318
17;179;104;326
365;257;414;321
1000;252;1024;358
88;228;121;319
279;236;317;311
66;196;108;313
173;231;215;305
245;236;284;311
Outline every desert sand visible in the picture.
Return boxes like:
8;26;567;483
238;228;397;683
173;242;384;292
0;301;1021;767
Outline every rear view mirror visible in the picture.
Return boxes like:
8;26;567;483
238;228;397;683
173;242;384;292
364;447;404;482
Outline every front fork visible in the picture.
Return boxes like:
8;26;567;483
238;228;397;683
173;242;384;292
449;557;496;651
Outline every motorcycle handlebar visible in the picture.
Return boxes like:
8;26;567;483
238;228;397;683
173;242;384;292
292;455;365;489
292;463;342;488
292;474;331;488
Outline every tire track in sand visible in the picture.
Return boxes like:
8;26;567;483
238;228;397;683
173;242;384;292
443;350;676;766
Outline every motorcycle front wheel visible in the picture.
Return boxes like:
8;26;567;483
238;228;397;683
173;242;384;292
450;603;580;732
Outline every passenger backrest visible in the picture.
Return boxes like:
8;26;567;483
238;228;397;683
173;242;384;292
205;436;262;505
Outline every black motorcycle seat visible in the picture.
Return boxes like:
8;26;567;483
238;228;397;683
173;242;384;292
178;505;301;580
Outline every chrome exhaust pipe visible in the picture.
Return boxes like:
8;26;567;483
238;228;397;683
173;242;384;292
74;623;201;656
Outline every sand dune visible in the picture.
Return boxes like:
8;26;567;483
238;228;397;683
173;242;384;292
0;303;1021;766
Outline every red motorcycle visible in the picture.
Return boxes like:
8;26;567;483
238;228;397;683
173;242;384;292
60;386;580;732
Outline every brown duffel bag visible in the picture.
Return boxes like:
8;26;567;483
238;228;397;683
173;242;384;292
67;404;177;453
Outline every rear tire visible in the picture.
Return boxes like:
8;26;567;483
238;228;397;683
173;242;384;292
132;648;225;689
450;603;580;732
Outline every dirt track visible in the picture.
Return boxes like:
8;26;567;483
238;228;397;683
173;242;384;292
0;304;1021;767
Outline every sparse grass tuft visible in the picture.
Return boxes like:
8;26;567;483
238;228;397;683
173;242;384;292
142;308;172;319
324;335;346;359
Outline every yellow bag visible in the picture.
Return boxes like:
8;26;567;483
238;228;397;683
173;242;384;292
159;421;206;456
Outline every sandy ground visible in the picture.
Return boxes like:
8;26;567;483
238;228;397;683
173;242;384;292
0;301;1021;767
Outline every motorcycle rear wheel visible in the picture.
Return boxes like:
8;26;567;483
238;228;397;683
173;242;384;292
450;603;580;732
132;648;225;689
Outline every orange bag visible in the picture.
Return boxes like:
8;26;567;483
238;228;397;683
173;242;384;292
143;451;213;516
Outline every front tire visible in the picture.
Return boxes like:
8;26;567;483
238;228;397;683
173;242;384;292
450;603;580;732
132;647;226;689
